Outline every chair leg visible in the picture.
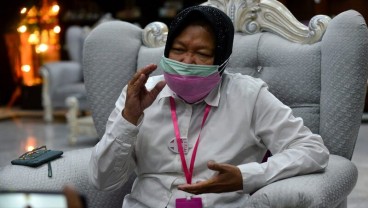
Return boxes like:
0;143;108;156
44;104;53;122
41;68;53;122
66;96;79;145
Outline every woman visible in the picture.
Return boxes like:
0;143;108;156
89;5;329;208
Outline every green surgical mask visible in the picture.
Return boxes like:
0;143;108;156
160;56;219;76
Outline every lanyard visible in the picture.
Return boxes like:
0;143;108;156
169;97;211;184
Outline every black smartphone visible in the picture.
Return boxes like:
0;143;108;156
0;191;86;208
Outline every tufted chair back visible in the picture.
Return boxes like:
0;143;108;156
228;11;368;160
65;25;86;63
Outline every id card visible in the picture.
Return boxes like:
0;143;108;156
176;197;202;208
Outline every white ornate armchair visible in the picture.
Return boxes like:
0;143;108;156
40;25;90;122
1;1;367;208
40;25;98;144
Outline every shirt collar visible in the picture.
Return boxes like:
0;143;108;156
157;79;222;107
203;81;221;107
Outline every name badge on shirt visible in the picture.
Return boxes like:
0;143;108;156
176;197;202;208
168;137;190;154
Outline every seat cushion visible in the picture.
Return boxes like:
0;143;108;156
0;148;135;208
52;84;87;109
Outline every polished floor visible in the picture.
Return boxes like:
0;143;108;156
0;110;98;168
0;108;367;207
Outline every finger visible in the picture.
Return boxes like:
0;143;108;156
132;73;146;91
129;65;158;93
149;80;166;99
137;64;158;86
207;161;224;172
140;63;158;76
130;64;157;85
178;181;212;194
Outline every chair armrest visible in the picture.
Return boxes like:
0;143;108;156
0;148;134;208
40;61;83;122
248;154;357;208
40;61;82;92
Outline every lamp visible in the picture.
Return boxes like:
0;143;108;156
6;0;61;109
16;1;60;87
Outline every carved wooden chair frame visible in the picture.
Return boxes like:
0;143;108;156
142;0;330;48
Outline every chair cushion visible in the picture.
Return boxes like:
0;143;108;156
52;84;87;109
0;148;134;208
249;154;358;207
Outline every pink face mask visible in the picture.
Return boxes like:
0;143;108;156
163;72;221;103
160;56;223;103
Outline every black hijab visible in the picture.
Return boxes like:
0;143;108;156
164;5;234;71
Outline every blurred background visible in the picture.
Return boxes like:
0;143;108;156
1;0;368;109
0;0;368;108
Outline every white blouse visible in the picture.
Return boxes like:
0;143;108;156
89;72;329;208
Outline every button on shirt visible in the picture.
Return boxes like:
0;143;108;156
89;72;329;208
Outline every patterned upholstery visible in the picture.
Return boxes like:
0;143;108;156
229;33;322;134
84;21;141;138
320;11;368;159
0;148;134;208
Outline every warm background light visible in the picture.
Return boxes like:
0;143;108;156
53;25;61;33
28;34;39;45
52;5;60;14
27;145;35;152
21;65;31;73
20;7;27;14
25;136;37;152
13;0;60;86
17;25;27;33
36;44;48;53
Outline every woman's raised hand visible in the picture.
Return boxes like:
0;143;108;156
122;64;166;125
